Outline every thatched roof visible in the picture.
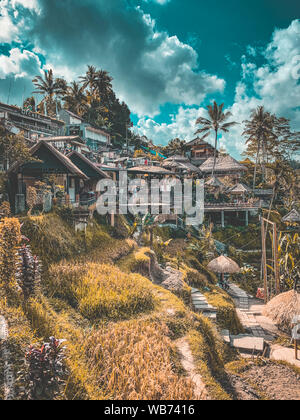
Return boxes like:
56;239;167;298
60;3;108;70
282;209;300;223
227;183;251;194
205;177;225;188
263;290;300;332
207;256;240;274
200;156;247;174
162;160;181;169
178;162;202;174
127;166;174;175
164;155;189;163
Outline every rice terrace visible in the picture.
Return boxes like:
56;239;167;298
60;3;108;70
0;0;299;407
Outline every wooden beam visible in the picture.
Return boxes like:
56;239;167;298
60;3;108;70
261;217;268;303
273;223;280;295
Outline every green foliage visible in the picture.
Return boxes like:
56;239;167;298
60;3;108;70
0;217;22;286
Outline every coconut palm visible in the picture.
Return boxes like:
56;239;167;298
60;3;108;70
195;102;237;177
63;81;88;116
32;69;67;116
243;106;275;189
95;69;113;102
79;65;98;93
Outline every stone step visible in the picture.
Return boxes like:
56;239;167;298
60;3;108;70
230;335;265;353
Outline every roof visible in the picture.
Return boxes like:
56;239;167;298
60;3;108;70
85;126;110;138
0;102;65;125
164;155;189;163
62;109;83;121
8;140;88;179
67;151;110;179
205;177;225;188
200;156;247;173
39;135;85;144
185;138;216;148
282;209;300;223
127;166;174;175
227;183;251;194
178;162;202;174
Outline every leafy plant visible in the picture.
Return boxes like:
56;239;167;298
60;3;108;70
16;245;41;299
0;218;22;286
24;337;67;400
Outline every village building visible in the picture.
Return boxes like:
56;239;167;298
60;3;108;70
185;138;218;165
7;140;88;213
58;109;111;153
0;102;64;141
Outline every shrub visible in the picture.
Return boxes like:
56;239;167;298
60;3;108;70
23;337;67;400
16;245;41;299
0;217;22;286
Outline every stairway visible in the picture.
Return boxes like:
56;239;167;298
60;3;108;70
191;288;217;320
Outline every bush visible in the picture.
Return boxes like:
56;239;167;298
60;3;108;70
0;217;22;286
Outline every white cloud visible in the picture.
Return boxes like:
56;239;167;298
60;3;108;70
137;19;300;158
0;0;19;42
0;48;41;79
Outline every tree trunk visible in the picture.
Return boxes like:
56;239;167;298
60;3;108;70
253;138;261;191
212;130;218;178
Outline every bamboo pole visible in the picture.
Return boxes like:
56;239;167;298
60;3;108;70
273;223;280;295
261;217;268;303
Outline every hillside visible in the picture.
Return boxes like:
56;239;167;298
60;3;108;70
0;213;299;401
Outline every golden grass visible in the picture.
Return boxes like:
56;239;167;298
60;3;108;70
86;318;196;400
47;262;156;321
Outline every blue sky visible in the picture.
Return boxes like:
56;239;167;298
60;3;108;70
0;0;299;158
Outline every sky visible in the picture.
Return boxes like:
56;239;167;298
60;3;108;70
0;0;299;158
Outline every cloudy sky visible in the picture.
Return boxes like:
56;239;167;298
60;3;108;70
0;0;299;158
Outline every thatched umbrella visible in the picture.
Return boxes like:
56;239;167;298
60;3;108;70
282;209;300;224
207;255;240;283
263;290;300;332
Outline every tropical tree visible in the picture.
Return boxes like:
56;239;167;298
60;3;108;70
23;97;36;112
164;138;186;157
95;70;113;103
32;69;67;116
79;65;98;94
63;81;88;116
195;102;237;177
278;232;300;291
242;107;275;189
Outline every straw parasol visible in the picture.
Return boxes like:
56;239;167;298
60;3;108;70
207;255;240;274
263;290;300;332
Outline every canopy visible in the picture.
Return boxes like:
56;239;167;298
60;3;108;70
207;255;240;274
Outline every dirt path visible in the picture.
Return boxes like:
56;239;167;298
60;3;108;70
175;337;208;400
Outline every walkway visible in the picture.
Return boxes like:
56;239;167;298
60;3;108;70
228;283;275;341
191;288;217;320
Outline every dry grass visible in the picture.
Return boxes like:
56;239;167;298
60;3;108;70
263;290;300;332
47;262;156;321
86;318;196;400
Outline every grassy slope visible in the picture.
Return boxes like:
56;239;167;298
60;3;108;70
0;214;244;400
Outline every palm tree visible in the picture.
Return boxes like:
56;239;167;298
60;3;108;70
32;69;67;116
79;65;98;93
95;69;113;102
63;81;88;116
195;102;237;177
243;106;275;190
